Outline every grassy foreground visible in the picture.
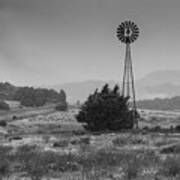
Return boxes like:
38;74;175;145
0;109;180;179
0;132;180;180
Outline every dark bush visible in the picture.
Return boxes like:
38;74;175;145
9;136;22;141
76;84;135;131
0;120;7;127
80;137;90;144
175;125;180;132
12;115;18;120
151;125;161;132
0;101;10;111
53;140;68;148
72;130;86;136
160;143;180;154
55;102;68;111
142;126;149;131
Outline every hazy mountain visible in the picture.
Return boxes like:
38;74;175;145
137;70;180;87
50;70;180;103
136;70;180;99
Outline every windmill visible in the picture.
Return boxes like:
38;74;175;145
116;21;140;129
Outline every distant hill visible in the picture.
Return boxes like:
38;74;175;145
1;69;180;107
49;70;180;102
137;96;180;111
136;70;180;110
136;70;180;99
137;70;180;87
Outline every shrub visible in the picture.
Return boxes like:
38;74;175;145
10;136;22;140
72;130;86;136
160;143;180;154
55;102;68;111
154;137;177;147
12;115;18;120
150;126;161;132
0;120;7;127
175;125;180;132
112;136;128;146
76;84;135;131
0;101;10;111
112;136;146;146
53;140;69;148
79;137;90;145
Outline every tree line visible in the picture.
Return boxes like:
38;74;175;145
14;87;66;107
137;96;180;111
0;82;67;109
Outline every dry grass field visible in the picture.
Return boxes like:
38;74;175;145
0;108;180;179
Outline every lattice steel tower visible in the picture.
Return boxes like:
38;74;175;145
116;21;140;128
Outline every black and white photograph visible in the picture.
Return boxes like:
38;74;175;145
0;0;180;179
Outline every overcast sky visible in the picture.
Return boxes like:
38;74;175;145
0;0;180;86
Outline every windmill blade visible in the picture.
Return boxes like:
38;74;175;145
134;30;139;34
128;21;132;26
121;22;125;28
131;22;135;26
134;26;139;31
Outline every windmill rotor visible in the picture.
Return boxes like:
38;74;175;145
117;21;139;44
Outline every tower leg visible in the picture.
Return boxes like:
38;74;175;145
122;43;138;129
